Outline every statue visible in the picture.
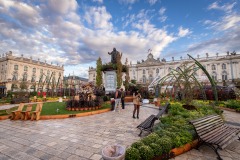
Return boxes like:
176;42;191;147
108;48;122;64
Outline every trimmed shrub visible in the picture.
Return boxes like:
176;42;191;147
149;143;162;156
141;133;160;145
156;136;173;153
139;145;154;160
125;147;140;160
131;141;144;150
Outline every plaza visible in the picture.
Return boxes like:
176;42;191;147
0;103;240;160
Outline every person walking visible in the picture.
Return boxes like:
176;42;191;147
120;88;125;109
114;87;122;112
132;90;142;119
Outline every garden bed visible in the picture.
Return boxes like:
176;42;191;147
125;101;222;160
0;102;111;120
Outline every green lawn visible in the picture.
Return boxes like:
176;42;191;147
0;102;111;116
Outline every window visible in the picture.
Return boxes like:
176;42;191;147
212;72;217;81
14;65;18;70
211;64;216;70
156;68;159;74
24;66;28;71
31;76;36;82
40;69;43;74
133;70;135;75
47;70;50;75
222;63;226;70
33;68;36;73
143;69;145;74
143;75;146;83
149;75;154;83
23;73;28;81
168;67;172;72
12;73;18;81
222;71;227;81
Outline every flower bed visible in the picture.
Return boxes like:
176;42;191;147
125;101;222;160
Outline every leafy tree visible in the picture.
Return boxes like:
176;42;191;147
19;80;28;91
96;57;103;87
116;53;122;87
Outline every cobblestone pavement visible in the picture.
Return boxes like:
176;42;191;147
0;104;239;160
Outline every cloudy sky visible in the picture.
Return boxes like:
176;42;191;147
0;0;239;78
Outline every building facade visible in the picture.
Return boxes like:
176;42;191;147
0;51;64;95
88;52;240;87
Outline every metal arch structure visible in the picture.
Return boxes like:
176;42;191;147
148;63;208;101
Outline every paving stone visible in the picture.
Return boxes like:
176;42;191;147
90;153;102;160
67;155;86;160
39;153;54;160
0;154;13;160
0;104;239;160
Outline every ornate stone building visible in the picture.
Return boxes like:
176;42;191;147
88;52;240;87
0;51;64;95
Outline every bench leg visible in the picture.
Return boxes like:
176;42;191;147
138;130;143;137
203;143;222;160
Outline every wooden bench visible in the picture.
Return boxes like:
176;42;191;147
10;103;24;120
21;104;32;120
31;103;43;120
190;114;240;160
137;102;170;136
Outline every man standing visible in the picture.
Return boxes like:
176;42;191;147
120;88;125;109
114;87;121;112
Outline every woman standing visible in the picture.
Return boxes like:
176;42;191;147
132;90;142;119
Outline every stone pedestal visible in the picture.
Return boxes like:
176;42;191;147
104;71;117;93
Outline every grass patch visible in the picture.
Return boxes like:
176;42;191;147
0;102;111;116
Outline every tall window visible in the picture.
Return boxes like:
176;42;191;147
24;66;28;71
168;67;172;72
149;75;154;83
212;72;217;81
211;64;216;70
222;63;226;70
31;76;36;82
33;68;36;73
12;73;18;81
143;69;145;74
156;68;159;74
23;73;28;81
133;70;135;75
143;75;146;83
14;65;18;70
222;71;227;81
40;69;43;74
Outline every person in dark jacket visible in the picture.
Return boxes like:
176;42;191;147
120;88;125;109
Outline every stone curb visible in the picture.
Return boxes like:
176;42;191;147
0;108;111;120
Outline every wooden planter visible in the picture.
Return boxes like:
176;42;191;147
171;139;198;157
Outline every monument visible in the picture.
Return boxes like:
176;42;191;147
104;48;122;93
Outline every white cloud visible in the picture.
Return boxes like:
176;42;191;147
178;26;191;37
148;0;158;5
48;0;78;14
159;7;166;15
84;6;112;30
118;0;138;4
158;7;167;22
0;0;179;77
208;2;236;13
92;0;103;3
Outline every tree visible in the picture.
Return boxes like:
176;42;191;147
96;57;103;87
116;53;123;88
19;80;28;91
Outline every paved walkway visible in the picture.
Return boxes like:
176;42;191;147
0;103;239;160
